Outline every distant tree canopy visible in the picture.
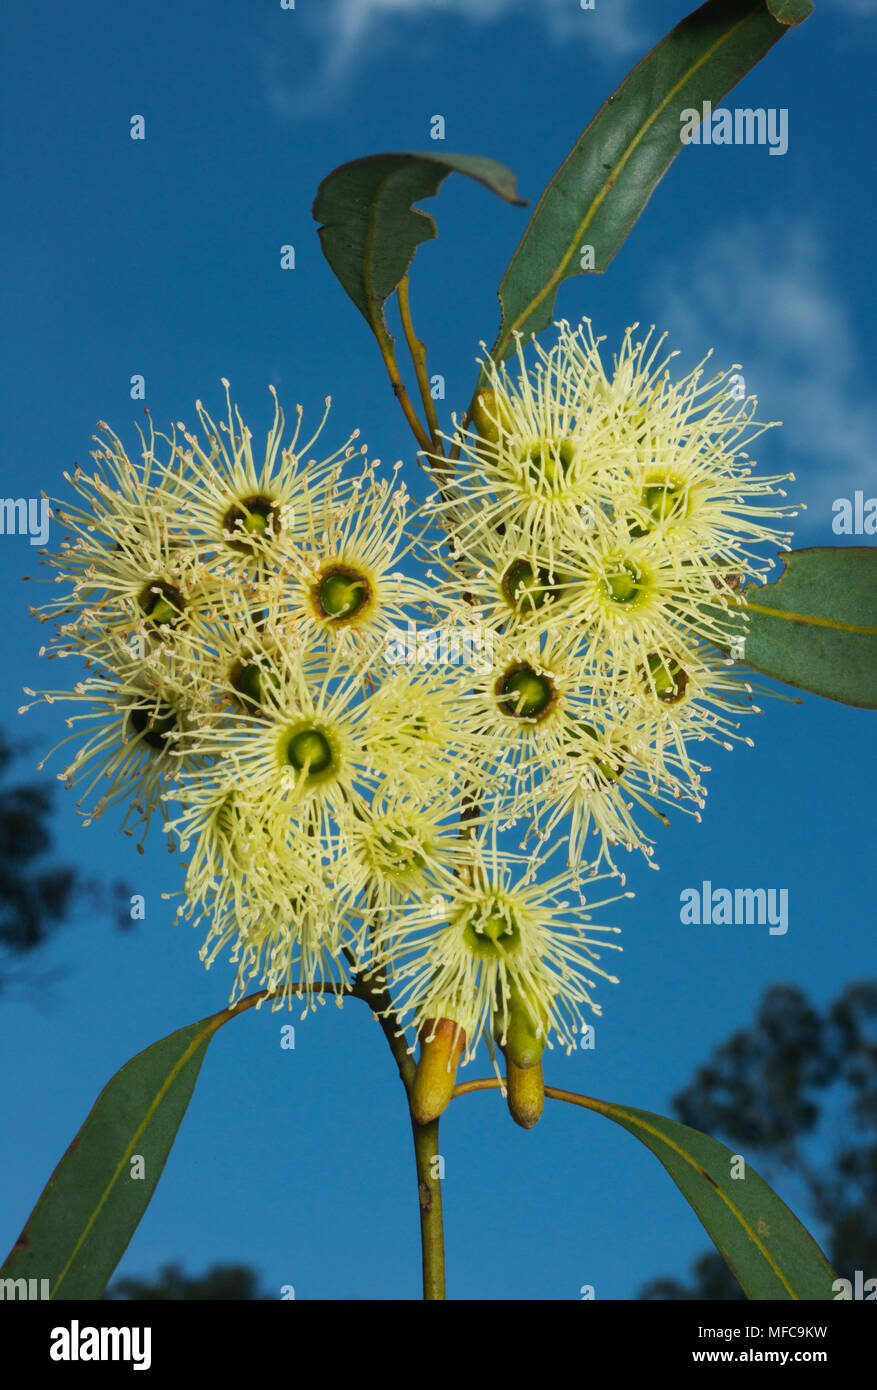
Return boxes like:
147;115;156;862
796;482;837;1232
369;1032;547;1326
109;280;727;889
639;982;877;1299
106;1262;272;1301
0;729;129;995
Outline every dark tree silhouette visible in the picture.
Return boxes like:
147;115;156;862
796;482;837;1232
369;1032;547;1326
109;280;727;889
639;1249;745;1301
106;1262;271;1301
639;982;877;1299
0;729;130;997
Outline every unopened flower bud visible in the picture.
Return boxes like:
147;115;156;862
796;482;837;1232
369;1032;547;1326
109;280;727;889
411;1017;465;1125
470;389;510;443
505;1057;545;1130
505;1001;547;1072
494;984;548;1070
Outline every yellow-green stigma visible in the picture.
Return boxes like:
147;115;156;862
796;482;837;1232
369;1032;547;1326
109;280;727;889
138;580;186;628
128;703;178;751
315;565;371;622
497;663;556;720
645;651;689;705
461;902;522;959
502;558;552;611
222;494;280;553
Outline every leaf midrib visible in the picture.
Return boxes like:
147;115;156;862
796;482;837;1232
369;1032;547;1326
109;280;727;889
50;1019;219;1298
743;599;877;635
494;5;760;359
363;165;405;345
548;1088;799;1298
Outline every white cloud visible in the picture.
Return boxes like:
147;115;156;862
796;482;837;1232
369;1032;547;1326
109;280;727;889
652;219;875;524
259;0;644;119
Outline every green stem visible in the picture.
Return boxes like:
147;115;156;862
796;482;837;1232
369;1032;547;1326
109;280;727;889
348;961;447;1299
397;275;444;458
410;1115;445;1300
369;305;433;454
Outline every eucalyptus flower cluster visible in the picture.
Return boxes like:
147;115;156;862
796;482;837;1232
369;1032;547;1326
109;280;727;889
24;320;799;1123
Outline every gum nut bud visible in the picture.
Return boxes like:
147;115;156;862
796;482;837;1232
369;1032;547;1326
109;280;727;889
411;1018;466;1125
505;999;547;1070
506;1058;545;1131
494;985;548;1070
471;389;503;443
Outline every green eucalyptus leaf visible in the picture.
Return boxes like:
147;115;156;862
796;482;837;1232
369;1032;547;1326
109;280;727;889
766;0;815;24
489;0;811;366
724;547;877;708
313;152;525;352
550;1089;838;1300
0;997;262;1299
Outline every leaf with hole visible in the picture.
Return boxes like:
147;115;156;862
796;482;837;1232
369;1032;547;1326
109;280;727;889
313;152;525;354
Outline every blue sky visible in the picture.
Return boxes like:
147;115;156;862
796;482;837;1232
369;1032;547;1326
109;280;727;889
1;0;875;1300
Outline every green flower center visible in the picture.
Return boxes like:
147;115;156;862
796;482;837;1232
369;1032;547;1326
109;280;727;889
502;558;552;611
316;565;371;622
497;664;556;720
566;720;624;783
601;558;646;606
643;479;688;524
138;580;186;628
128;703;178;751
630;478;690;536
230;658;281;711
373;828;426;877
222;495;280;553
286;728;334;775
593;751;624;784
646;652;689;705
462;905;521;959
526;438;576;488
